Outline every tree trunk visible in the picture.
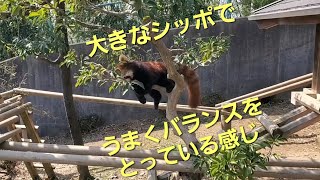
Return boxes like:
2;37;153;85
60;66;92;180
56;1;93;179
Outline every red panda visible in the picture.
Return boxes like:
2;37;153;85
116;54;201;109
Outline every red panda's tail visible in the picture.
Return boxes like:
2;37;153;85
177;65;201;108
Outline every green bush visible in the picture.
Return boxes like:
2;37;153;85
193;135;286;180
79;114;103;133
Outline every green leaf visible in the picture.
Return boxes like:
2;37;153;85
12;5;21;16
28;11;41;18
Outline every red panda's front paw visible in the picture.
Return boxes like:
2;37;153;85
138;98;147;104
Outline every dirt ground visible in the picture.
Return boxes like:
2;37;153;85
1;99;320;180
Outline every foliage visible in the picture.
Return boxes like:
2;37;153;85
0;0;230;95
0;61;17;92
60;49;78;68
173;34;230;68
234;0;278;17
74;46;139;94
138;0;220;27
193;135;286;180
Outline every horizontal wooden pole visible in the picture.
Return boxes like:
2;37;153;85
0;90;14;99
0;141;183;160
0;103;31;122
0;100;22;114
216;75;312;107
0;116;19;128
223;77;312;108
254;166;320;179
0;145;318;178
20;139;45;143
268;157;320;168
13;88;227;115
0;129;22;144
291;91;320;114
0;95;22;109
4;95;22;103
0;150;196;173
15;125;39;130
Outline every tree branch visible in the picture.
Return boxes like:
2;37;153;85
146;21;202;153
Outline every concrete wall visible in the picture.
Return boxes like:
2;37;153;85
8;18;315;136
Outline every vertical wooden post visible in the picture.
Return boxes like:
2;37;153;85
6;124;40;180
147;170;157;180
312;24;320;93
313;24;320;154
20;111;56;179
221;109;231;132
18;96;28;139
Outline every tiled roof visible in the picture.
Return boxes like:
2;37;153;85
248;0;320;20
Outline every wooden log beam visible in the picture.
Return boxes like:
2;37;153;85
254;166;320;179
256;111;320;142
0;129;22;144
217;77;312;108
0;150;198;173
291;92;320;114
0;103;32;121
0;116;19;128
0;141;183;160
0;95;22;109
0;147;319;178
247;106;310;137
216;73;312;107
4;95;22;102
13;88;227;115
0;90;14;100
312;24;320;93
256;113;283;137
267;158;320;168
281;112;320;137
0;101;22;114
15;125;39;130
20;139;45;143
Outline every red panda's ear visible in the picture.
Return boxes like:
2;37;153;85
119;54;128;62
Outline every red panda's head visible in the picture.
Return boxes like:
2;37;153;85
116;54;134;82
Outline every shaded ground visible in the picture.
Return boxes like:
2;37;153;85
1;99;320;180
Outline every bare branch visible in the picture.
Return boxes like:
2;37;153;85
36;54;63;65
73;18;114;33
91;7;132;17
86;2;132;18
170;49;185;56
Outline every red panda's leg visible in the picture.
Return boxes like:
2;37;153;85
158;78;175;93
134;92;146;104
149;89;162;110
131;83;147;104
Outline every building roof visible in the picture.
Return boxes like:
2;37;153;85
248;0;320;20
